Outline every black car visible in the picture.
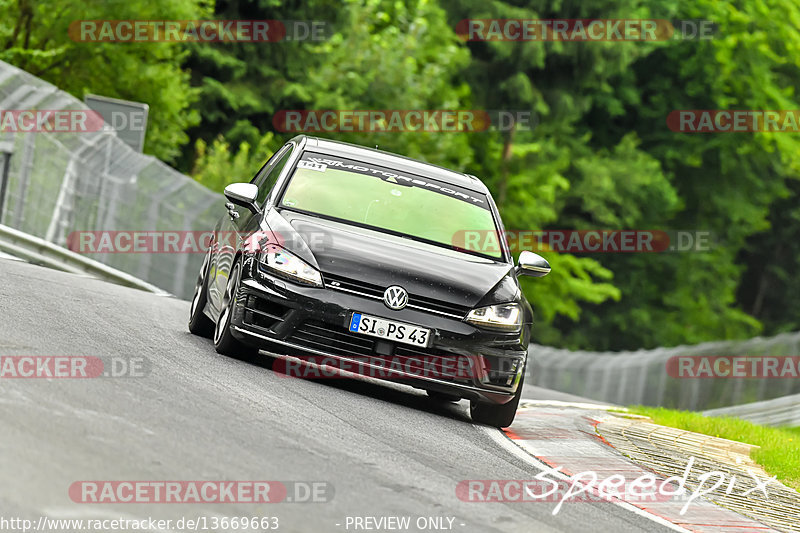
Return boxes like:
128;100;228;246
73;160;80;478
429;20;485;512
188;136;550;427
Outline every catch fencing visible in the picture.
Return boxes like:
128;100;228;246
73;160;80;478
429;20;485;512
702;393;800;427
528;331;800;414
0;60;222;299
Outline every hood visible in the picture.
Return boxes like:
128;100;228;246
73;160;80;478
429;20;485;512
263;209;514;309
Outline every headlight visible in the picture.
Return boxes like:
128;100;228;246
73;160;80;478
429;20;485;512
258;247;322;287
465;303;522;331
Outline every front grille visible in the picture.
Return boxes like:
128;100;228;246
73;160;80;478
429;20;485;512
323;273;384;299
289;320;375;358
407;293;471;318
322;273;471;318
286;320;474;383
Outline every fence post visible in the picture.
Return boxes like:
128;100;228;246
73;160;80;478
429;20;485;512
0;142;12;224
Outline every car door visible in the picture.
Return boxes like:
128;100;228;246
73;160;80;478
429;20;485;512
208;143;296;317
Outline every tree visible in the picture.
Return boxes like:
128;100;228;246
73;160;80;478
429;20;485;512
0;0;211;162
178;0;343;170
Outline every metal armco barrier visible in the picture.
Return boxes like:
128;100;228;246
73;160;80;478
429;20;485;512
528;333;800;412
703;393;800;427
0;223;169;295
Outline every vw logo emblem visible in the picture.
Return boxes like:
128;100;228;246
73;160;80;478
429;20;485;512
383;285;408;310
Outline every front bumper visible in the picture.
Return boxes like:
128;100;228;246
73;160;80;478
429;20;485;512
228;258;529;405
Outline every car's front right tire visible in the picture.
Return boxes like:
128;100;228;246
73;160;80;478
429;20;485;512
469;372;524;428
213;258;258;358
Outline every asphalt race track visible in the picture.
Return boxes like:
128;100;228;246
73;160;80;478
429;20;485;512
0;257;676;533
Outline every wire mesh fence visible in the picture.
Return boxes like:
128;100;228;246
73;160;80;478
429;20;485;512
0;60;222;299
702;393;800;427
528;331;800;411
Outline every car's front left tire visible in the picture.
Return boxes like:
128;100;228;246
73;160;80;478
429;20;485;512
188;246;215;338
213;258;258;358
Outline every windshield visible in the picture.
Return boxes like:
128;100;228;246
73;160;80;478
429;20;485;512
278;153;503;260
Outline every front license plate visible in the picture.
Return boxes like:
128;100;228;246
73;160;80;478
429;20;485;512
349;313;431;347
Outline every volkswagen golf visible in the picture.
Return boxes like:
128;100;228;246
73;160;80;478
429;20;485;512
188;135;550;427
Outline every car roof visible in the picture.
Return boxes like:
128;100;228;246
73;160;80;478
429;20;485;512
293;135;489;194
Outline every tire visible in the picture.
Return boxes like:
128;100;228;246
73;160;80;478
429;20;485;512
426;390;461;402
470;372;525;428
188;246;214;338
213;259;258;357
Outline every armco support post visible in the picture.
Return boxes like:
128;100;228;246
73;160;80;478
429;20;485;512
0;144;13;224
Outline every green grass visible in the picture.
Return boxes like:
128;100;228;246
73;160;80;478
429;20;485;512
628;406;800;492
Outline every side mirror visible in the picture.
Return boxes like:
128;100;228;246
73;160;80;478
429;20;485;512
224;183;260;214
516;250;551;277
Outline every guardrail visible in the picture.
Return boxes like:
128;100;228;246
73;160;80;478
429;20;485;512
0;223;169;295
527;334;800;412
703;394;800;427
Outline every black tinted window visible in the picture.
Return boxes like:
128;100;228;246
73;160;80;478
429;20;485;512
252;145;294;206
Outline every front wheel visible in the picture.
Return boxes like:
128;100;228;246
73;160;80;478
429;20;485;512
213;259;258;358
470;373;525;428
188;246;214;338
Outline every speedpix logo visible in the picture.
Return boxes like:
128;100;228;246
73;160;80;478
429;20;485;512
457;457;775;515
